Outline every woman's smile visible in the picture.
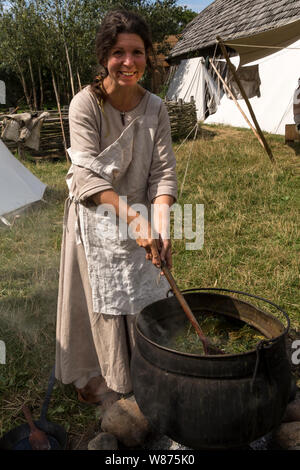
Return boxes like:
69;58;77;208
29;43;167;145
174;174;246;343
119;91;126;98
118;71;137;78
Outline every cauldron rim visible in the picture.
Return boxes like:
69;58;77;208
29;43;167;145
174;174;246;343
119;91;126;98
136;288;290;359
132;288;292;449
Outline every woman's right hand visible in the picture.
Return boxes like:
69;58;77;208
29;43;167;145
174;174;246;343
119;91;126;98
135;220;161;268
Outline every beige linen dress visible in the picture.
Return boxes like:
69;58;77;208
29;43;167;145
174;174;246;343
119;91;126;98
55;86;177;393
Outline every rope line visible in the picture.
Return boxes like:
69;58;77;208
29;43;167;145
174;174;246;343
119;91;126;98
274;95;293;134
179;123;199;200
174;122;198;155
223;42;300;51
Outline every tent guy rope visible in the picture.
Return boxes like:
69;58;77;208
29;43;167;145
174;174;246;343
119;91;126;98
174;122;198;155
223;42;300;51
179;123;199;200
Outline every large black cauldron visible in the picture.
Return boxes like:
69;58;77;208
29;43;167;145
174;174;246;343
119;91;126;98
131;288;291;450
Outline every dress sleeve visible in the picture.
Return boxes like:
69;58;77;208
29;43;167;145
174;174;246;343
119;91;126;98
68;88;113;201
147;102;177;203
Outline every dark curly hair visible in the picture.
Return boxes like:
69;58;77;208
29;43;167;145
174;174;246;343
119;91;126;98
91;9;154;108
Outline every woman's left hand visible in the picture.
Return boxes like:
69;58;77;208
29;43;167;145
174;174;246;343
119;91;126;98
154;236;172;272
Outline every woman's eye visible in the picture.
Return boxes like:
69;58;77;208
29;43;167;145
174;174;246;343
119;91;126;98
135;50;144;55
113;50;122;56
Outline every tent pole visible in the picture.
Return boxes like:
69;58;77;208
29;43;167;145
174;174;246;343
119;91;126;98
209;59;265;147
216;36;275;164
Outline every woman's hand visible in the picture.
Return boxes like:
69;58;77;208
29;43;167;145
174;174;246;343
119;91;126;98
134;218;161;268
157;236;172;271
152;195;174;271
136;236;161;268
92;190;173;270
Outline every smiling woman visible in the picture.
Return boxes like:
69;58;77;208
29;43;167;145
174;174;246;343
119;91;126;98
55;9;177;409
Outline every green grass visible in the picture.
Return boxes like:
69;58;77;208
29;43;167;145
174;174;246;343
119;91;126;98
173;125;300;328
0;125;299;446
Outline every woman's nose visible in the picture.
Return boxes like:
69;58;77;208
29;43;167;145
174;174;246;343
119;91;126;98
123;54;134;66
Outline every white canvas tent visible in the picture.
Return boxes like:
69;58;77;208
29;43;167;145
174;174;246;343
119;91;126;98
0;139;46;218
205;40;300;134
167;39;300;135
166;0;300;136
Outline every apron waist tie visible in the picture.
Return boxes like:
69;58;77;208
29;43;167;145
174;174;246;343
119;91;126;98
64;196;84;246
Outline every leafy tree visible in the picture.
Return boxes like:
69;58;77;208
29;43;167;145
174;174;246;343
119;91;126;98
0;0;197;107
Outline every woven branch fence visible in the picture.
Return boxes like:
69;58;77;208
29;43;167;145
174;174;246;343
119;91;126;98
0;109;69;159
1;99;197;159
164;97;198;141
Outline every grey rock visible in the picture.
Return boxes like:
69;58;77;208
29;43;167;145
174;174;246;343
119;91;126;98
101;396;151;448
274;422;300;449
249;432;273;450
88;432;118;450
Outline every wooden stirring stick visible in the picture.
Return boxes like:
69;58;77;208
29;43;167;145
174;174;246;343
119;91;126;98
160;261;223;355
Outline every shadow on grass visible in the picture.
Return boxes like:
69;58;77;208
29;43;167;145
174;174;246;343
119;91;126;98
44;185;68;203
285;141;300;156
198;127;217;140
172;126;217;144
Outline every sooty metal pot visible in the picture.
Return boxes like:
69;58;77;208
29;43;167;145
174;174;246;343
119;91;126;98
131;288;292;450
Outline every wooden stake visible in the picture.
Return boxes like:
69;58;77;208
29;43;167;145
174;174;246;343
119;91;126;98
51;70;69;162
17;142;26;160
77;69;82;91
64;41;75;98
216;36;275;164
38;65;44;110
28;58;38;111
16;60;32;110
209;59;266;148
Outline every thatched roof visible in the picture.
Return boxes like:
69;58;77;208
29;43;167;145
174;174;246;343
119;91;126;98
168;0;300;62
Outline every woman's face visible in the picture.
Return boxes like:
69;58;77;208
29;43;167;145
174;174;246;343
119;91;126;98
104;33;147;89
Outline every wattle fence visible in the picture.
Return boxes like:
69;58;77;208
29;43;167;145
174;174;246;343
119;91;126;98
0;98;197;159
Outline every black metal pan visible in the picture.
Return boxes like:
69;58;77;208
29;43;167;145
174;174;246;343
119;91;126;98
0;366;67;450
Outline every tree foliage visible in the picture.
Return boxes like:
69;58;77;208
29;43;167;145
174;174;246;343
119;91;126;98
0;0;197;108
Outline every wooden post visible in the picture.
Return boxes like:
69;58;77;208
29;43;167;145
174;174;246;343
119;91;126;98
38;65;44;110
17;142;26;160
77;69;82;91
28;58;38;111
216;36;275;164
16;60;32;110
64;41;75;98
51;70;69;162
209;59;266;148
